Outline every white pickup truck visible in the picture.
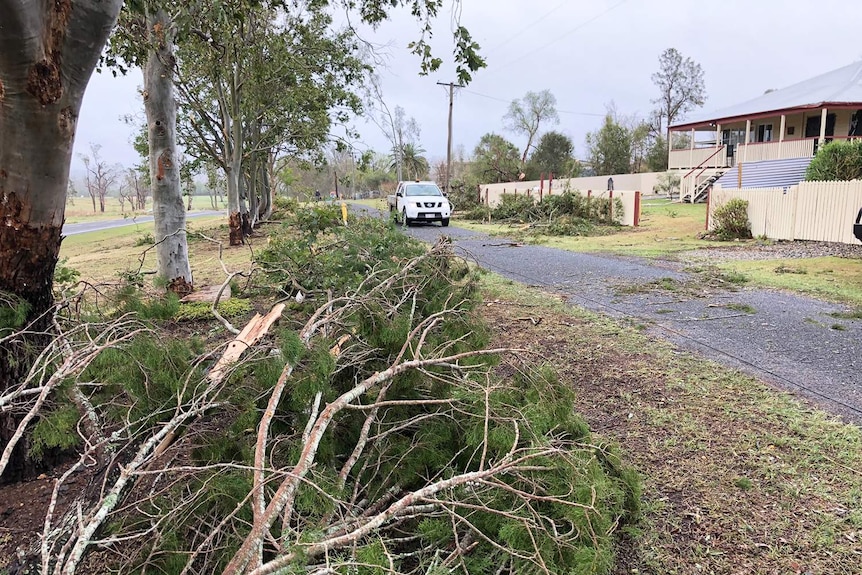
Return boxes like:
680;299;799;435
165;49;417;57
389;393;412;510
387;181;452;227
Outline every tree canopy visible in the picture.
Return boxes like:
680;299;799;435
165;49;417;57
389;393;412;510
471;133;521;183
651;47;706;141
586;114;632;176
525;131;580;179
503;90;560;166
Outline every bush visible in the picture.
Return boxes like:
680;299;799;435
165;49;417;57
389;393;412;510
712;198;752;240
806;139;862;181
492;193;537;221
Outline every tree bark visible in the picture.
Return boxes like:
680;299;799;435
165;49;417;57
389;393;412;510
144;8;193;292
0;0;123;480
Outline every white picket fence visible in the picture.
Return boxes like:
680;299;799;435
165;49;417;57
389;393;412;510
709;181;862;244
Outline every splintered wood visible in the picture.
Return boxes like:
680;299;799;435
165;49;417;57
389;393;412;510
207;303;286;384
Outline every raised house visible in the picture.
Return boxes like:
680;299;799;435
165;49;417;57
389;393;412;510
668;61;862;201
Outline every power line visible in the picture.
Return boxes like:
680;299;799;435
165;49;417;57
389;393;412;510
483;0;570;55
460;88;605;117
483;0;632;77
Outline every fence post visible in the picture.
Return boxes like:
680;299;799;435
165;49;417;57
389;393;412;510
608;190;614;223
484;188;489;206
705;185;711;231
634;191;641;227
548;173;554;195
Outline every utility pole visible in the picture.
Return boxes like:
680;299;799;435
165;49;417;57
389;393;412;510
437;81;462;196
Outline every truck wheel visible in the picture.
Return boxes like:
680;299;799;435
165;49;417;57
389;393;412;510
402;209;412;227
441;218;450;227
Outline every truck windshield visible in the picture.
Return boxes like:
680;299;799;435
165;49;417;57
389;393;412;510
404;184;443;197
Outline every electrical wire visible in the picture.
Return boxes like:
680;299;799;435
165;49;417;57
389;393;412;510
482;0;632;77
460;88;605;117
482;0;570;55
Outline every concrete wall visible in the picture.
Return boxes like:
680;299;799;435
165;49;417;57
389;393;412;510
710;181;862;244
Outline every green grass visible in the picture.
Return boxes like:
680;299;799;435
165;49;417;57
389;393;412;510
717;257;862;306
477;270;862;574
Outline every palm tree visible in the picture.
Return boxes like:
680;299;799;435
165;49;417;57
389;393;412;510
390;143;429;180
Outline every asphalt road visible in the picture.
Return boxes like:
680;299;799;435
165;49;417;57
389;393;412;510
352;205;862;425
63;210;224;236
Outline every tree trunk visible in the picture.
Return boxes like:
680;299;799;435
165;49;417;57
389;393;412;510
144;8;192;293
260;161;273;221
0;0;123;480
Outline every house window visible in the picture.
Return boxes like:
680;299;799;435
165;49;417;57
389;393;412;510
721;129;746;146
757;124;773;143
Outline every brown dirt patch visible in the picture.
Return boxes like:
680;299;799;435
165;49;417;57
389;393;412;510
480;294;862;574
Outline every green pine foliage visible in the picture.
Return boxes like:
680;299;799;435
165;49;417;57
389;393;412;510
472;190;625;234
31;210;639;574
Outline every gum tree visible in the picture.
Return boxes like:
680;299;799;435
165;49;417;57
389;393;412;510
503;89;559;167
0;0;123;477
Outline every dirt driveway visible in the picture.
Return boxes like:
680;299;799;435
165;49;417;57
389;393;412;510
379;217;862;424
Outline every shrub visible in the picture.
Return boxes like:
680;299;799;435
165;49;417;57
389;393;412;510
806;139;862;181
712;198;752;240
133;232;155;247
492;193;537;221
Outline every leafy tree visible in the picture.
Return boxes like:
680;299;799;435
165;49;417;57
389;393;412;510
504;90;560;166
525;131;580;179
586;114;632;176
805;140;862;181
470;133;521;184
646;135;669;172
651;48;706;143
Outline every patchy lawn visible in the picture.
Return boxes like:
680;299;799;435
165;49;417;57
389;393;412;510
479;272;862;574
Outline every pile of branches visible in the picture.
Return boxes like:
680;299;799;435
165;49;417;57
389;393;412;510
1;210;639;574
464;191;624;236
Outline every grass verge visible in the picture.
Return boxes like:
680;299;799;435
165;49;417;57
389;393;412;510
716;256;862;307
477;270;862;574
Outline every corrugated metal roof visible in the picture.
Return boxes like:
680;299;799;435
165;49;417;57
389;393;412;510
672;61;862;129
714;157;813;189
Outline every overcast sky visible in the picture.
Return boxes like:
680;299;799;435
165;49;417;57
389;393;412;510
72;0;862;178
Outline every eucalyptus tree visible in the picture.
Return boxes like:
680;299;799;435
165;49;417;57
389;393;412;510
175;3;364;243
503;89;560;167
108;2;193;290
651;47;707;143
0;0;123;477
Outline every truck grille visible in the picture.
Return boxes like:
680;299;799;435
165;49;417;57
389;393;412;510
423;202;442;208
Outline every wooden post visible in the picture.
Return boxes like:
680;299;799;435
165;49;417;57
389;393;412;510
778;114;786;158
484;188;489;205
737;163;743;189
608;190;614;223
633;191;641;227
744;119;751;162
819;108;828;147
689;128;695;168
548;173;554;195
705;186;711;231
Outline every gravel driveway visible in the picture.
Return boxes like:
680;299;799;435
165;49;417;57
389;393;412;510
350;206;862;424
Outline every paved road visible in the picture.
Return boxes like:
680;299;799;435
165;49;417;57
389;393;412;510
353;205;862;424
63;210;224;236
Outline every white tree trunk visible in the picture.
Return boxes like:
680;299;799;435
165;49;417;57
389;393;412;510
144;8;192;290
